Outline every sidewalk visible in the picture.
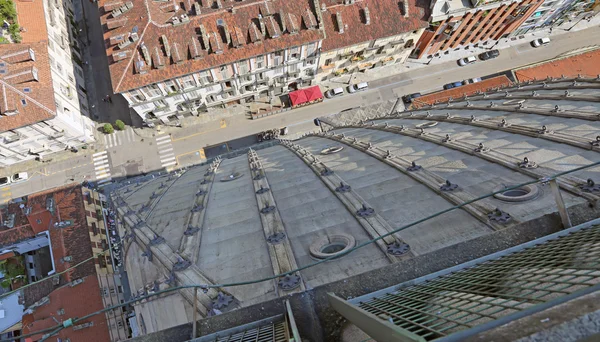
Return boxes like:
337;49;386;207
319;13;600;91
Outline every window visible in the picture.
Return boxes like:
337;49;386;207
274;67;284;75
68;75;74;83
165;81;178;93
219;65;231;79
143;84;162;97
199;71;212;84
254;56;265;69
179;75;196;89
237;61;249;74
325;58;332;66
288;63;299;73
29;262;34;268
56;63;63;74
153;99;167;108
306;43;317;57
91;221;98;235
289;47;300;59
130;89;145;102
273;51;284;66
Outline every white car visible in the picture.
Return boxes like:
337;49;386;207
531;37;550;47
325;87;344;98
463;77;482;85
347;82;369;93
457;56;477;66
11;172;28;183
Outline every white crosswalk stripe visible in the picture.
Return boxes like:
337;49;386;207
155;135;177;169
103;128;136;148
92;151;112;183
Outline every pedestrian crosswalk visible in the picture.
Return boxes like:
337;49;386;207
104;127;136;148
93;151;112;184
156;134;177;169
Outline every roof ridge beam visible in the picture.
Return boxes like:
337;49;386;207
246;149;305;295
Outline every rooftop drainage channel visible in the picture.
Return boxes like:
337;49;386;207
417;104;600;121
179;157;222;263
331;123;599;204
281;140;411;262
247;148;304;294
317;133;511;230
391;113;600;152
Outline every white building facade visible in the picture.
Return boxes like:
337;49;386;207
0;0;94;167
122;42;321;126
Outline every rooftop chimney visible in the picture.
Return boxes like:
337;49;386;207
335;12;344;34
209;32;223;54
171;43;183;64
363;7;370;25
161;35;171;57
199;24;210;50
403;1;409;17
189;38;204;59
4;66;39;84
152;47;165;68
278;10;286;32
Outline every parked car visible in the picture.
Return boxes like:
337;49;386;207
531;37;550;47
478;49;500;61
402;92;422;104
457;56;477;66
443;81;463;90
0;176;9;187
463;77;482;85
325;87;345;98
347;82;369;93
11;172;28;183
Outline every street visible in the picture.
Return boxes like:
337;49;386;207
2;24;600;203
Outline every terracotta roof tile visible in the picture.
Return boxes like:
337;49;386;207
411;75;513;109
514;48;600;82
22;276;111;342
99;0;326;93
320;0;430;52
1;0;58;132
0;42;56;132
14;0;48;43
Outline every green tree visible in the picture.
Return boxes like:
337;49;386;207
8;23;21;43
0;0;17;21
114;120;125;131
103;123;114;134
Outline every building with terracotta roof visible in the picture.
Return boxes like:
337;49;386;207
0;184;128;341
21;275;112;342
101;0;326;126
513;46;600;81
0;0;94;167
413;0;544;59
100;0;429;126
316;0;430;82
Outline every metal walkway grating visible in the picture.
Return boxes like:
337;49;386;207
351;224;600;341
210;321;288;342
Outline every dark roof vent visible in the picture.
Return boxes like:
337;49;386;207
363;7;370;25
335;12;344;33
